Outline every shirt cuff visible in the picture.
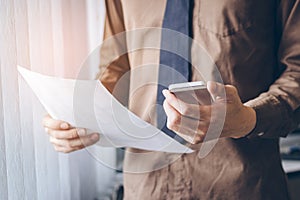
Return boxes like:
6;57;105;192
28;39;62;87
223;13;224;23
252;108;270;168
244;94;292;139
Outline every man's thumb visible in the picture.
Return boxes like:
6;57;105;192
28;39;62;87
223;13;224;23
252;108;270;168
207;81;226;101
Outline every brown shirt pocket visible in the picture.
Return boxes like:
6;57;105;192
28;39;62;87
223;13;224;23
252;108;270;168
198;0;254;37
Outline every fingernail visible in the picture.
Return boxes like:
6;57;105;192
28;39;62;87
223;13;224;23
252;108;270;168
162;90;167;96
44;128;49;133
77;128;86;136
60;123;68;129
91;133;99;141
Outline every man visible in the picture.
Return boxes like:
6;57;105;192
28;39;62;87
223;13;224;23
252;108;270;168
43;0;300;199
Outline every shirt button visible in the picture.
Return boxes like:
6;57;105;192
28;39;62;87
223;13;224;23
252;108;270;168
258;132;264;136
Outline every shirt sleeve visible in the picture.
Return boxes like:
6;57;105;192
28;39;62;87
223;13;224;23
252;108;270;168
96;0;130;106
245;0;300;139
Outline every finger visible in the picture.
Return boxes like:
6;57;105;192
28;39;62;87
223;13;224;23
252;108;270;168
163;100;207;143
176;118;208;143
207;81;241;104
163;99;208;132
49;133;100;149
175;125;206;145
224;85;240;103
53;133;99;148
163;99;182;132
42;114;70;130
47;128;86;139
207;81;226;102
163;97;211;121
53;144;82;154
163;90;201;119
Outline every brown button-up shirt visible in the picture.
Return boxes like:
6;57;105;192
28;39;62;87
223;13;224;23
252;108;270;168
98;0;300;199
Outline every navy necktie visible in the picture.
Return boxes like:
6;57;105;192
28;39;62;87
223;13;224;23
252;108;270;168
157;0;194;142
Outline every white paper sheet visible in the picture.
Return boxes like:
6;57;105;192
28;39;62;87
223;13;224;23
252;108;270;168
18;66;192;153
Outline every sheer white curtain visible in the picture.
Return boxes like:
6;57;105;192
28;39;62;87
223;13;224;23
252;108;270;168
0;0;117;199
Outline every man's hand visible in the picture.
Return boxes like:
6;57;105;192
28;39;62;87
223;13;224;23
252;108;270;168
162;81;256;145
42;115;100;153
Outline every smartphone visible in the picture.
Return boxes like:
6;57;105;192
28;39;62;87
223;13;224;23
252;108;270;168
169;81;212;105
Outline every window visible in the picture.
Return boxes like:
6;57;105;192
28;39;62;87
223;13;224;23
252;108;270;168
0;0;117;199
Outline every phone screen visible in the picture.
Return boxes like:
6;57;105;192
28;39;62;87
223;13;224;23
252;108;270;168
169;81;212;105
